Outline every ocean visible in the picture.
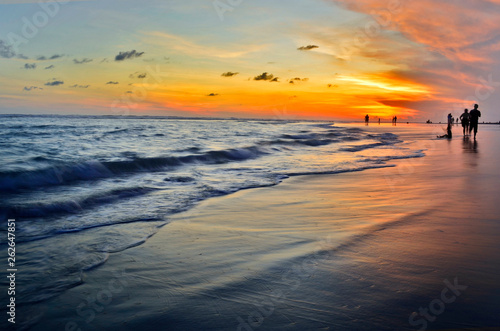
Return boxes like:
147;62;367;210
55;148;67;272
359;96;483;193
0;115;425;314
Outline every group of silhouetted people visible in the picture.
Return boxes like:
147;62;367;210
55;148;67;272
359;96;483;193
439;104;481;140
362;107;482;137
364;114;397;125
460;104;481;139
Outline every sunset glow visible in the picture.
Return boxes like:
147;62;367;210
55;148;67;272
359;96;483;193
1;0;500;121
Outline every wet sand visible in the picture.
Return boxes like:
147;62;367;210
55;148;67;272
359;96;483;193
27;124;500;330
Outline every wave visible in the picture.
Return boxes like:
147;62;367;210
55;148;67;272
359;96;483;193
164;176;196;183
287;164;395;177
0;146;268;193
340;133;402;152
1;187;158;219
0;130;401;194
1;217;167;245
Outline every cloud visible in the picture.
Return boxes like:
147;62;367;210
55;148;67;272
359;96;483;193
45;65;55;70
328;0;500;68
45;80;64;86
0;39;29;59
254;72;279;82
38;54;63;60
317;0;500;120
129;72;147;79
115;50;145;61
221;72;239;77
69;84;90;88
23;86;42;91
207;93;219;96
106;81;119;85
73;58;93;64
144;31;266;59
289;77;309;84
0;40;15;58
297;45;319;51
24;63;36;69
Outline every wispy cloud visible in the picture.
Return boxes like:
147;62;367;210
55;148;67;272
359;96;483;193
221;72;239;77
37;54;64;61
318;0;500;118
331;0;500;63
23;86;43;91
297;45;319;51
129;72;147;79
106;81;119;85
144;31;267;59
24;63;36;69
73;58;93;64
288;77;309;84
45;80;64;86
115;50;145;61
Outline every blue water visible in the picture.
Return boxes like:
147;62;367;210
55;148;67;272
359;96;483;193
0;115;424;306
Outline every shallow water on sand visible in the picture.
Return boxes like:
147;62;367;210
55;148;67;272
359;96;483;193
2;120;499;330
0;116;423;315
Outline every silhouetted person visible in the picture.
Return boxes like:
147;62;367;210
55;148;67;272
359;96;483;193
469;104;481;139
378;118;381;125
459;109;470;136
438;123;452;139
365;114;369;125
438;125;452;139
394;116;397;125
438;114;453;139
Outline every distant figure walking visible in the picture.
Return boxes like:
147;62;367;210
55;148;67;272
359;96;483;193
459;109;470;136
378;118;381;125
469;104;481;140
365;114;369;125
392;116;398;125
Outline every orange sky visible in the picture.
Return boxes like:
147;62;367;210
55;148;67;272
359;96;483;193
1;0;499;121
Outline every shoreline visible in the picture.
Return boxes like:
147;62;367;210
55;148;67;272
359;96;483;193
16;124;500;330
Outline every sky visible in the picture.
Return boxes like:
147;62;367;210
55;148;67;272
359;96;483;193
1;0;500;121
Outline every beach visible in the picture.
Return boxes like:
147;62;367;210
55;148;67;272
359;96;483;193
10;123;498;330
2;1;500;329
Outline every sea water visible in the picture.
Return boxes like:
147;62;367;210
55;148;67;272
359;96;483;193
0;115;424;306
